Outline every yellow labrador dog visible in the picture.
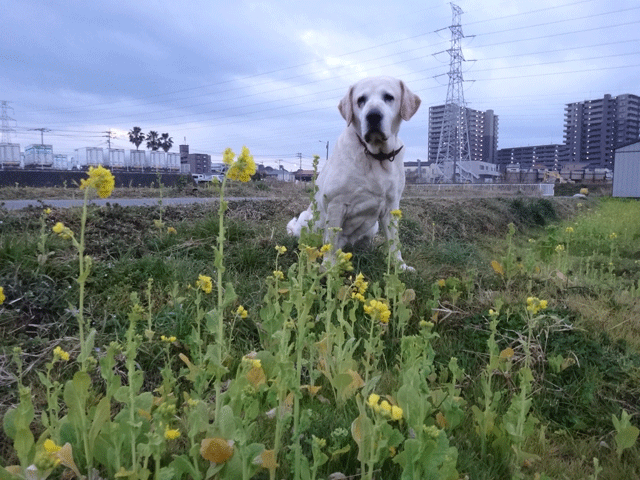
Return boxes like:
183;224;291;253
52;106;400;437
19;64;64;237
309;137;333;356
287;76;421;270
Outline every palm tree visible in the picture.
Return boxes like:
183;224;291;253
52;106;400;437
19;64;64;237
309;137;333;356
146;131;160;151
159;133;174;152
128;126;145;150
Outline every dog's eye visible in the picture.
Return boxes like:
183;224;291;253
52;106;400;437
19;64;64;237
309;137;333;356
383;93;394;103
357;95;367;108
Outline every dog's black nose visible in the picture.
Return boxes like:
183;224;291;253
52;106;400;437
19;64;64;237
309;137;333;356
366;110;382;128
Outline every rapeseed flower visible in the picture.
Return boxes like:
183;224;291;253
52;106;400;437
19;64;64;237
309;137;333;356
80;165;115;198
196;274;213;294
565;226;574;234
367;393;380;409
53;346;70;362
43;439;62;454
0;286;4;305
526;297;548;315
164;428;181;440
236;305;248;318
353;272;368;295
390;209;402;219
275;245;287;255
160;335;177;343
391;405;403;421
272;270;285;280
555;244;565;253
364;299;391;324
225;146;256;182
379;400;392;416
52;222;74;240
167;227;177;235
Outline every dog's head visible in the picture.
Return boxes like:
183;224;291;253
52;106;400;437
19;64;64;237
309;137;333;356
338;76;421;153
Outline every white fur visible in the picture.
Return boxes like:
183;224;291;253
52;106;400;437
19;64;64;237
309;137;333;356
288;76;421;270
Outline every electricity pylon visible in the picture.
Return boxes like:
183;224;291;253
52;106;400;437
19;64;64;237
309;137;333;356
434;3;472;183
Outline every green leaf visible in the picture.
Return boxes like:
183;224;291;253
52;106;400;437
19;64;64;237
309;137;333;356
89;397;111;450
169;454;201;480
217;405;237;439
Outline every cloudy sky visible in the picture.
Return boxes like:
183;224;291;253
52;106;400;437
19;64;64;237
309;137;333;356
2;0;639;170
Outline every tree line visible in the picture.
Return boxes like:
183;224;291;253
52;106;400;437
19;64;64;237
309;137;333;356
128;127;173;152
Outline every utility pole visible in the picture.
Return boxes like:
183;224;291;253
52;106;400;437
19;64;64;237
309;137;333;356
434;3;473;183
297;152;302;170
1;101;17;144
30;127;51;145
104;129;117;150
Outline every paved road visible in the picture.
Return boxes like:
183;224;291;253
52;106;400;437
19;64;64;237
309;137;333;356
0;197;272;211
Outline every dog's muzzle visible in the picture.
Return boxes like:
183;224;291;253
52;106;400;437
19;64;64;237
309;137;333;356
364;110;387;145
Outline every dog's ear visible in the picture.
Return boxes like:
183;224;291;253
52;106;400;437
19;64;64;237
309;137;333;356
400;81;421;121
338;85;355;126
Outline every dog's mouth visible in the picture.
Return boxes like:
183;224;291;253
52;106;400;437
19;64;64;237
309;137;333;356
363;129;388;147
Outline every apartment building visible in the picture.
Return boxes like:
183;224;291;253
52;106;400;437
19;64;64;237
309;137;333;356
428;105;499;164
496;144;566;171
563;94;640;168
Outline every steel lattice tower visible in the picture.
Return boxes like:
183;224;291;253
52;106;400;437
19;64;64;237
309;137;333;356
1;101;17;144
434;3;472;183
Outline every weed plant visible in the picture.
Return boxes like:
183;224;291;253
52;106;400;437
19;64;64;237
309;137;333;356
0;168;639;479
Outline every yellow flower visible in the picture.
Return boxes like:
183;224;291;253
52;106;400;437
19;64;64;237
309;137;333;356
437;279;446;288
353;272;368;295
320;244;332;253
579;187;589;196
609;232;617;240
226;146;256;182
222;147;235;166
275;245;287;255
391;405;403;421
52;222;74;240
526;297;548;315
272;270;284;280
363;299;391;324
43;439;62;453
555;244;565;253
0;286;4;305
196;274;213;294
367;393;380;409
53;346;70;362
80;165;115;198
161;335;177;343
379;400;392;416
167;227;177;235
390;209;402;219
236;305;248;318
44;208;52;215
565;227;574;234
164;428;181;440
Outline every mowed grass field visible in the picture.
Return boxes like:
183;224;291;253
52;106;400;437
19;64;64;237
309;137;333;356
0;181;639;480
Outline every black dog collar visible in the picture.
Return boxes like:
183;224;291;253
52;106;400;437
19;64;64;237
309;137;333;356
357;135;404;162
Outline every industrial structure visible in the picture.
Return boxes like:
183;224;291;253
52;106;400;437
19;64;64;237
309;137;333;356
432;3;473;183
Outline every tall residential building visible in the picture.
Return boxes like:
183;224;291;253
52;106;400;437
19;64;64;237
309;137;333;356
496;144;566;171
428;105;498;164
563;94;640;168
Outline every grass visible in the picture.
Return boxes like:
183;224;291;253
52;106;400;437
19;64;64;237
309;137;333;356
0;182;639;479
